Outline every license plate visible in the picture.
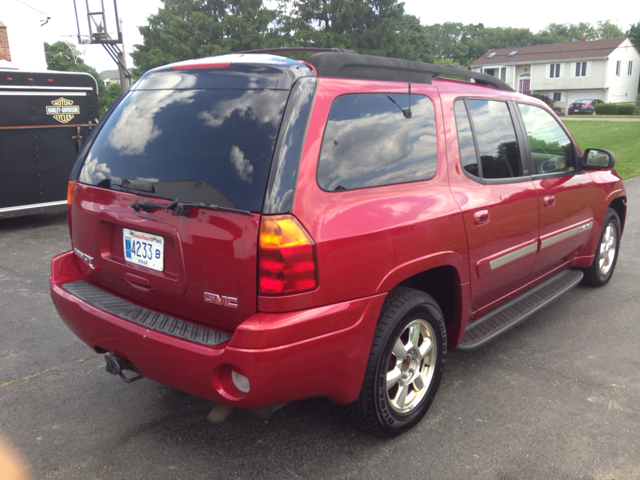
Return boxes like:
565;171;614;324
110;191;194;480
123;228;164;271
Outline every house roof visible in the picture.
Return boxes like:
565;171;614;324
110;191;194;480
99;69;119;80
471;38;627;66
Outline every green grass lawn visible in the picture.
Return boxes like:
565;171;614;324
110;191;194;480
563;120;640;180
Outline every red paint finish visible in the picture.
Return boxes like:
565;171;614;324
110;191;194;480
531;173;596;278
440;89;539;316
70;183;260;331
51;250;385;407
51;62;628;412
286;78;470;312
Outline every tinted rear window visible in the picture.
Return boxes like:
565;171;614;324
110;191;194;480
79;88;289;211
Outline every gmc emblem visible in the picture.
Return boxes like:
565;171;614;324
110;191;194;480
204;292;238;309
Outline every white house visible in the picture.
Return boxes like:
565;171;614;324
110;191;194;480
99;69;120;87
470;38;640;113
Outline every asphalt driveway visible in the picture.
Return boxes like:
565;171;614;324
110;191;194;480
1;179;639;479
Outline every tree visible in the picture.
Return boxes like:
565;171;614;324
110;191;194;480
539;21;624;42
628;21;640;51
396;14;433;62
44;41;112;117
131;0;279;77
280;0;412;58
540;23;596;42
104;82;123;108
594;20;624;39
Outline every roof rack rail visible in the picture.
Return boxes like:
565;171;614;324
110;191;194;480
238;47;358;55
305;52;514;92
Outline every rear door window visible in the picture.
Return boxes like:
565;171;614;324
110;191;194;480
79;88;289;212
317;93;438;191
457;99;522;180
518;103;575;175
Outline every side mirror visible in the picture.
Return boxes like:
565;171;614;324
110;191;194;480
583;148;615;169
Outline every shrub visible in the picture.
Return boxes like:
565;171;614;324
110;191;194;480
617;104;636;115
531;93;555;108
595;103;619;115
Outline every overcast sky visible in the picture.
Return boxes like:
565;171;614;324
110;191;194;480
3;0;638;73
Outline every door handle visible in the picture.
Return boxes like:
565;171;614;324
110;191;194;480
473;210;490;225
543;195;555;207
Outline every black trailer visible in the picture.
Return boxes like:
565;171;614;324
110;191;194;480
0;70;98;219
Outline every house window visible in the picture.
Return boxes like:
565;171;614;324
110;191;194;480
553;92;562;102
575;62;588;77
629;61;634;75
484;67;507;81
616;60;621;76
549;64;561;78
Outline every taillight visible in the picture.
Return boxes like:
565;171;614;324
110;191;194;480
258;215;317;295
67;180;77;239
67;180;77;205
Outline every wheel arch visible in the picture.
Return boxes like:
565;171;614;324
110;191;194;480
376;253;470;346
608;196;626;235
395;266;460;328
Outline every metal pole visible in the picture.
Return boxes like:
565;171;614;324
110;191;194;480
117;19;131;94
73;0;81;44
113;0;122;43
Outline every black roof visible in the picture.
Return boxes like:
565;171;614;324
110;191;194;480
306;52;514;92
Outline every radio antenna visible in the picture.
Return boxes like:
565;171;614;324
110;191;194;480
403;60;412;119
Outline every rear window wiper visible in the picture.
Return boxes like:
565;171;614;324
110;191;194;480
130;199;251;216
113;179;155;193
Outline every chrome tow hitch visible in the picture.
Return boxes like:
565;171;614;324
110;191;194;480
104;353;144;383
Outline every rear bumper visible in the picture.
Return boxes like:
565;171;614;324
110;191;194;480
51;251;385;408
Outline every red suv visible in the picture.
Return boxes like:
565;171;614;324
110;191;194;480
50;50;626;436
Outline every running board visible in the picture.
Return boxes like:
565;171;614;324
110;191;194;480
456;269;584;351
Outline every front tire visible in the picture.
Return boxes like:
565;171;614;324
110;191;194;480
582;208;621;287
346;287;446;436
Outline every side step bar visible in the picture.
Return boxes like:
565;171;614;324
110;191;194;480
456;269;584;351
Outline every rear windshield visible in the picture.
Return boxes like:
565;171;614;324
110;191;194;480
79;88;289;211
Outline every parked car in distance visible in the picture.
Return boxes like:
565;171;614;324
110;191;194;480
50;49;626;437
568;98;604;115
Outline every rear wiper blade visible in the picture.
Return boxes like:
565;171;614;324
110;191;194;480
180;202;251;216
130;199;181;214
115;179;155;193
130;199;251;216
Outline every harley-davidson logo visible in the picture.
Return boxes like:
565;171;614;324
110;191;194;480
46;98;80;124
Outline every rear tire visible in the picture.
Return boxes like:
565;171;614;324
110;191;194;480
346;287;446;436
582;208;621;287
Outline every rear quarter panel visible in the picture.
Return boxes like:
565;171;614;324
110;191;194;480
259;78;469;313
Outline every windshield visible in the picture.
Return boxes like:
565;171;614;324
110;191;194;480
79;88;289;212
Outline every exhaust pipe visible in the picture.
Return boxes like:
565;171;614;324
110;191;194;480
104;353;144;383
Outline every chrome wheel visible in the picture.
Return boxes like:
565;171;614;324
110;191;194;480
582;209;621;288
346;287;446;436
385;318;437;413
598;223;617;276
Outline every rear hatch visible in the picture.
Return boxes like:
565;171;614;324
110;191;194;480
69;55;312;331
